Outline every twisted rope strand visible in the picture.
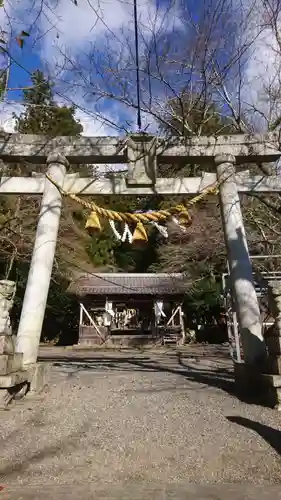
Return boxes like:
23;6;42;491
46;174;219;224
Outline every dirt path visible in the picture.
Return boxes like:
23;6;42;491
0;346;281;496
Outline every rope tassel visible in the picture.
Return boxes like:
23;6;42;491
132;221;148;244
171;216;187;233
85;211;101;233
45;172;222;245
177;210;192;228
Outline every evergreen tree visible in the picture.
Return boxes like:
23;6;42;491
0;70;87;344
14;70;83;136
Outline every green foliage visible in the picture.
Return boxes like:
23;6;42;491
14;70;83;137
184;276;222;321
3;259;79;345
86;228;117;269
114;226;159;272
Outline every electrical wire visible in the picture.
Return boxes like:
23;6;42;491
133;0;142;132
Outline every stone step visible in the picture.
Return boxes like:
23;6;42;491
163;338;178;344
106;335;160;348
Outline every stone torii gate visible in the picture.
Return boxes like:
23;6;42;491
1;131;281;406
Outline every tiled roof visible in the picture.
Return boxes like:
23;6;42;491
68;273;187;296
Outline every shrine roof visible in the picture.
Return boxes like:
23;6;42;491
68;273;188;296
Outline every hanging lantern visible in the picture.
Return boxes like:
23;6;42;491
85;211;101;233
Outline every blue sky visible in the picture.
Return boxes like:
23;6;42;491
1;0;186;134
8;44;41;98
0;0;279;135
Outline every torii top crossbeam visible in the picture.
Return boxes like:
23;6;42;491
0;132;281;195
0;131;280;163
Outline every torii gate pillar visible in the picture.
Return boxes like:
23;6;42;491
16;152;68;366
216;154;267;366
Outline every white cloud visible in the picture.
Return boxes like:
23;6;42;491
0;102;23;132
74;108;117;136
233;0;281;129
40;0;130;67
0;0;182;135
36;0;183;132
38;0;183;67
5;0;281;134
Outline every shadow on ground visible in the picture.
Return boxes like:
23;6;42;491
226;416;281;456
0;417;91;479
39;349;267;407
2;349;280;485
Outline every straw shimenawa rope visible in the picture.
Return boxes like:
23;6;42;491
46;173;219;241
46;175;218;220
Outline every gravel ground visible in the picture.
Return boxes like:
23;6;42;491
0;346;281;491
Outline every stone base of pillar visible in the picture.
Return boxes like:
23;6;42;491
0;333;17;355
0;353;23;374
0;362;51;410
28;362;51;394
234;361;281;410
